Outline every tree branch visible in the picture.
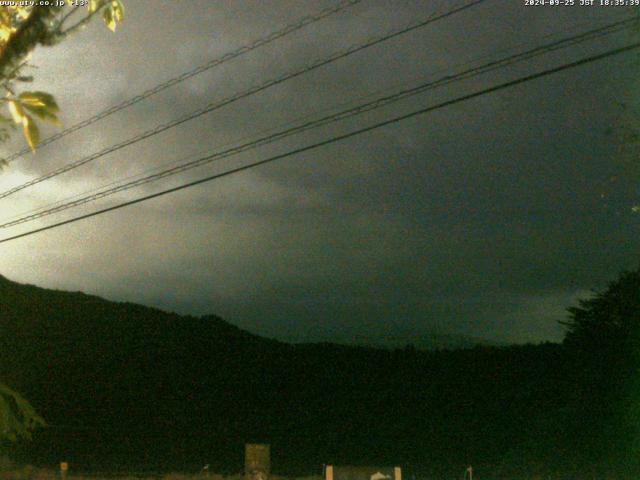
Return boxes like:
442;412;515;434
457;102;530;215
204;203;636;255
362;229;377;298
58;7;104;38
0;6;63;82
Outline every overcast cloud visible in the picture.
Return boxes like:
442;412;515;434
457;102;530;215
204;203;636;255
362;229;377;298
0;0;638;344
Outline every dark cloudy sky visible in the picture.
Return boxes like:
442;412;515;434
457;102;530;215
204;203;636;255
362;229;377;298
1;0;638;344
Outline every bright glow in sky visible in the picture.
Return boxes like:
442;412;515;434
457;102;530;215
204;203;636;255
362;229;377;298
1;0;638;345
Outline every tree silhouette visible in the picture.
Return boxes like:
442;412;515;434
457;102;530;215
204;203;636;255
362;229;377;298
561;266;640;474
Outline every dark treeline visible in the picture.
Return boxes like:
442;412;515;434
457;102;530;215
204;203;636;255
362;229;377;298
0;269;638;479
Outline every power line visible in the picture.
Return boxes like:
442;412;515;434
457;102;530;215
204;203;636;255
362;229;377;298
1;41;637;245
0;0;480;197
1;16;634;229
0;0;487;200
1;0;364;164
2;12;630;225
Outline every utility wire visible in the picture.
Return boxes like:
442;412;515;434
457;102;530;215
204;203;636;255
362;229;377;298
0;0;487;200
0;16;633;229
1;0;364;164
3;12;631;225
1;41;637;245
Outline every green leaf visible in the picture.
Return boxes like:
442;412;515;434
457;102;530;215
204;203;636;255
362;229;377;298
102;1;124;32
112;0;124;22
17;91;61;128
103;6;116;32
18;91;59;113
22;105;62;127
7;100;26;124
22;114;39;152
88;0;103;13
21;102;61;126
0;383;46;443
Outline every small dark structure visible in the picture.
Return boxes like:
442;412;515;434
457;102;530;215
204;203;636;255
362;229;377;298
325;465;401;480
245;443;271;480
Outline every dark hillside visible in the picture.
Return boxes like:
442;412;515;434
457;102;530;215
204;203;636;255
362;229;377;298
0;274;621;478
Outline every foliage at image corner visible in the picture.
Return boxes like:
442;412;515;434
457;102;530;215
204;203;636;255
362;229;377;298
0;0;124;162
0;382;45;443
0;0;124;445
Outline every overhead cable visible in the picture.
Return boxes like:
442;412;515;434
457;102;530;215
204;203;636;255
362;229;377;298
1;16;634;229
2;41;637;244
1;0;365;164
0;0;487;199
